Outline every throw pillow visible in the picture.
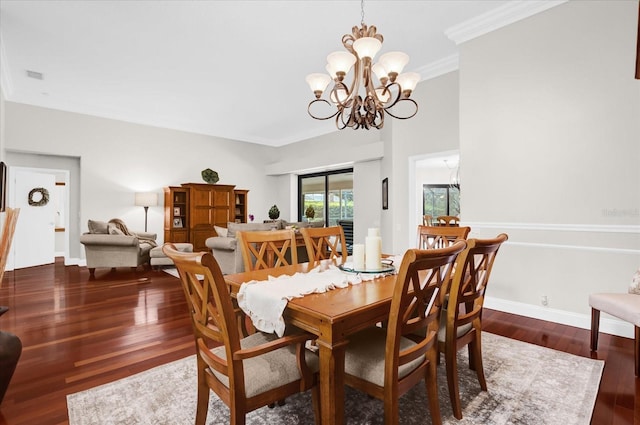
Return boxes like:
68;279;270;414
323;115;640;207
88;219;109;234
629;268;640;295
214;225;228;238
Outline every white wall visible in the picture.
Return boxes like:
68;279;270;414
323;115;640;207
384;71;461;253
459;0;640;335
5;102;278;263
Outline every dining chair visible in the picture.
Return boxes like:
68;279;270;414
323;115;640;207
589;292;640;376
438;233;508;419
300;226;347;268
162;244;321;425
422;215;433;226
343;241;467;425
237;229;298;271
417;225;470;250
436;215;460;226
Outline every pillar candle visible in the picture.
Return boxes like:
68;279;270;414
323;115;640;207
352;243;365;270
368;228;380;237
365;236;382;270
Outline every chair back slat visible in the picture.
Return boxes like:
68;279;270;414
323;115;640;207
163;245;244;381
436;216;460;226
300;226;347;268
237;229;298;271
417;225;470;250
387;241;467;373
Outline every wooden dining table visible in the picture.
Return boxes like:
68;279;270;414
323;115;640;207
224;263;398;425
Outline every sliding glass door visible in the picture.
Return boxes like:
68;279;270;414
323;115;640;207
299;169;353;226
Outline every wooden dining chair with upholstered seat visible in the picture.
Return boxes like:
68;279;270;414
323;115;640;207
436;216;460;226
438;233;508;419
343;241;467;425
423;215;433;226
162;244;321;425
417;225;470;250
300;226;347;268
590;291;640;376
237;229;298;272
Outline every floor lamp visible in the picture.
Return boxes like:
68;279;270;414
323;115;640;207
134;192;158;232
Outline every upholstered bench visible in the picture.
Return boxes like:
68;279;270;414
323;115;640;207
150;243;193;268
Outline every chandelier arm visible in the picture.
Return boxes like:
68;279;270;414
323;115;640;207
307;99;340;121
383;98;419;120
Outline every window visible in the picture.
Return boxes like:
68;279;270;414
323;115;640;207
299;169;353;226
423;184;460;217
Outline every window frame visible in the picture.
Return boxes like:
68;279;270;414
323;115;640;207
422;183;460;218
298;168;353;226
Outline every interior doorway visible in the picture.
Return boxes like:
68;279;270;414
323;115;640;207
7;166;70;270
408;150;459;244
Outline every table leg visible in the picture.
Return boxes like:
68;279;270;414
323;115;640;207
317;339;347;425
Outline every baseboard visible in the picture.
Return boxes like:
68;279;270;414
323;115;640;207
485;296;635;339
64;257;86;267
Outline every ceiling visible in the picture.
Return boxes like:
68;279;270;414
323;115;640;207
1;1;549;147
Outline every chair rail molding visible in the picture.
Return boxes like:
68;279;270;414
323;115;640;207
464;221;640;234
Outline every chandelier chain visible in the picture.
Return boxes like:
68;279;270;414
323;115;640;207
361;0;365;26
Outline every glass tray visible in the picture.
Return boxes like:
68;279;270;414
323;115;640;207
339;262;395;274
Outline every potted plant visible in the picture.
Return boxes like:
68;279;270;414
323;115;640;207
268;204;280;220
304;205;315;221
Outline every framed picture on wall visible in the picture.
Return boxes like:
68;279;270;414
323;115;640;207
382;178;388;210
0;162;6;212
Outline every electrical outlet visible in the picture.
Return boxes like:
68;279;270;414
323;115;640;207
541;295;548;307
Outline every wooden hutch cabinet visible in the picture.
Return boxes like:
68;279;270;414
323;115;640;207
164;183;249;252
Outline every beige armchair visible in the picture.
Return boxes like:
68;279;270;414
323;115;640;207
80;220;157;277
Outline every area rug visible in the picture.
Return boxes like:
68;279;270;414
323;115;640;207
67;333;603;425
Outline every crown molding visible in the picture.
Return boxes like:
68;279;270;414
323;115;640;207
445;0;569;45
0;34;14;98
415;54;459;81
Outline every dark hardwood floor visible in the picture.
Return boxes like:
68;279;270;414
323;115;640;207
0;258;637;425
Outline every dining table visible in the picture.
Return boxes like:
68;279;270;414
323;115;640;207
224;262;399;425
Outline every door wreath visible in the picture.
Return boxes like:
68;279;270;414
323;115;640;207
28;187;50;206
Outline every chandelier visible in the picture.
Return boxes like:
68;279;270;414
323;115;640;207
305;1;419;130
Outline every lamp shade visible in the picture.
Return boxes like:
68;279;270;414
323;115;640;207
306;73;332;94
378;51;410;76
326;51;356;76
352;37;382;59
135;192;158;207
396;72;421;93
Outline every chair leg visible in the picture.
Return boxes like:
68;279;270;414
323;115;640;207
470;336;487;391
195;361;210;425
635;326;639;377
425;349;442;425
590;308;600;351
444;343;463;420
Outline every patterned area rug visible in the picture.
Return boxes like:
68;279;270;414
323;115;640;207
67;333;602;425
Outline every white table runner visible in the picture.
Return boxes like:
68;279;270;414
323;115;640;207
237;263;396;337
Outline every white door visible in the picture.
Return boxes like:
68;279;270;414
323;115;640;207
11;169;56;269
